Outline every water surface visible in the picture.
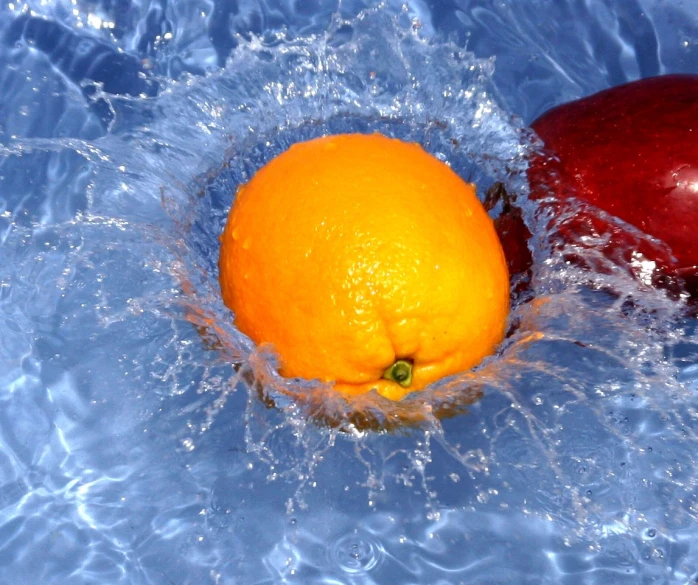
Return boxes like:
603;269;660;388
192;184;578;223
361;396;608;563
2;1;698;583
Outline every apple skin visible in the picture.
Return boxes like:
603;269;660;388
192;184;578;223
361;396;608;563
529;74;698;299
495;205;532;283
485;182;533;299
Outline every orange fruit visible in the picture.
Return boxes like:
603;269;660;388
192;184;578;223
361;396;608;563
219;133;509;401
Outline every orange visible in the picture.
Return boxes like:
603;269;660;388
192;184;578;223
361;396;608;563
218;133;510;401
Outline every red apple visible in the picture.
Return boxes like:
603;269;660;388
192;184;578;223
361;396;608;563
485;182;533;299
529;74;698;299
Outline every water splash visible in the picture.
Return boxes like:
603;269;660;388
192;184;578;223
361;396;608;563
2;1;698;584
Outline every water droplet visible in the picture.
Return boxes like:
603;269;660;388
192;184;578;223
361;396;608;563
645;528;657;539
329;532;382;574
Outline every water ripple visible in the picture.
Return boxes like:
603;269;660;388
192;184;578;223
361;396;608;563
2;1;698;584
329;531;383;574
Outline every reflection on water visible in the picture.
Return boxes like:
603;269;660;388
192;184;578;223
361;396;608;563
1;1;698;584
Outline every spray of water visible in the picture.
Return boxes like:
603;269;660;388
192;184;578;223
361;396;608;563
3;5;697;576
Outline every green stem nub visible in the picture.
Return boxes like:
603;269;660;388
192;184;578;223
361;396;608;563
383;359;413;388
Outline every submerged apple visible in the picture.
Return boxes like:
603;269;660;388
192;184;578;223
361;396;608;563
485;182;533;299
529;74;698;298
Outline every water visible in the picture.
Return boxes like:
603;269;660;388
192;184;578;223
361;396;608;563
2;1;698;583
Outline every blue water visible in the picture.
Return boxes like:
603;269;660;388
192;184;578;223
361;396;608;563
2;1;698;583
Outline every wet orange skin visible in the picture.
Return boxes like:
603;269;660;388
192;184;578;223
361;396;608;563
219;133;510;401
